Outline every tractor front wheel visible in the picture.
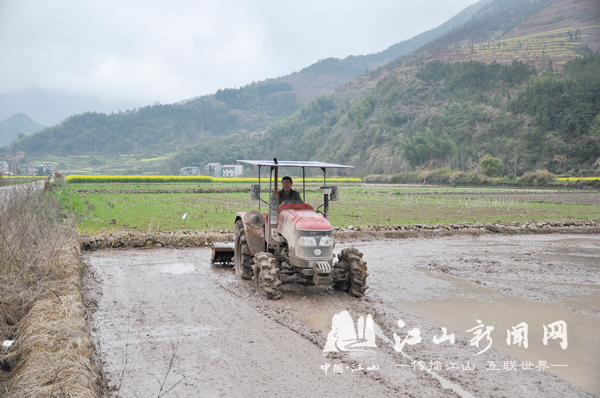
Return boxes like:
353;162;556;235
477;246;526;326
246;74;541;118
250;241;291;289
253;252;283;300
333;247;368;298
234;220;254;280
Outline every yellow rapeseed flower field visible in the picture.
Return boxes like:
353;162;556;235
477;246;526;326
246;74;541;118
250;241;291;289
557;177;600;181
65;175;362;184
66;175;213;183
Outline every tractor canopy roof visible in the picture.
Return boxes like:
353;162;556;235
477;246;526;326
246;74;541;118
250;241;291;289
237;160;353;169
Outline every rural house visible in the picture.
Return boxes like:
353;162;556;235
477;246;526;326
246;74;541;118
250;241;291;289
180;166;200;176
204;162;223;177
20;163;54;176
222;164;244;177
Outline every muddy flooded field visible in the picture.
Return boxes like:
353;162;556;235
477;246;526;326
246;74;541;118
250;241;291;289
83;234;600;397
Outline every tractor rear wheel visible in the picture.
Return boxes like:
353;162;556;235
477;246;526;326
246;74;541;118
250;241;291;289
333;247;368;298
234;220;254;280
253;252;282;300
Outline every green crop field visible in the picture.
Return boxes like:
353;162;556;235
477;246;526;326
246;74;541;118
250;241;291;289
60;183;600;234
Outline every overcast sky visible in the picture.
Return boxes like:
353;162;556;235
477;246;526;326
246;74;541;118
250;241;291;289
0;0;479;105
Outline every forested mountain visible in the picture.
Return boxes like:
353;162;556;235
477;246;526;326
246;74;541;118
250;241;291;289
163;0;600;175
165;52;600;176
4;81;299;156
0;113;45;147
0;0;490;158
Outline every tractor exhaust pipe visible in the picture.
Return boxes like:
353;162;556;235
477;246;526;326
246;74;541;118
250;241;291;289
270;158;279;227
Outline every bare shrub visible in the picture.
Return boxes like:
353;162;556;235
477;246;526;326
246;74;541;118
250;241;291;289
520;169;557;185
466;171;491;184
0;183;99;397
417;170;429;184
390;172;420;184
449;171;467;183
362;175;391;183
0;185;73;327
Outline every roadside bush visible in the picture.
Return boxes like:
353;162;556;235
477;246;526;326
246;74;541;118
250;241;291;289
394;169;493;185
520;169;557;185
449;171;467;184
418;168;453;184
363;174;392;183
0;187;74;333
391;172;420;184
467;171;491;184
480;157;504;177
418;171;431;184
0;186;100;397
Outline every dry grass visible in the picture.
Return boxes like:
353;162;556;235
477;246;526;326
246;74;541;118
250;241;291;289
0;183;100;397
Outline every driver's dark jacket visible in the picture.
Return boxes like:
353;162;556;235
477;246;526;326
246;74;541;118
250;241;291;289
278;188;302;204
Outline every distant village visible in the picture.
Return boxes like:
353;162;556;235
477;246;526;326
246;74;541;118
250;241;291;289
0;152;244;178
1;160;244;178
180;162;244;178
0;147;245;178
0;160;55;177
0;151;56;177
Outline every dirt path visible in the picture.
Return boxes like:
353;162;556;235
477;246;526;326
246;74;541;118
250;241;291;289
83;234;599;397
0;180;45;211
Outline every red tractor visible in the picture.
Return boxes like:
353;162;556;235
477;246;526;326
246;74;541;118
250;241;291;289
212;160;368;300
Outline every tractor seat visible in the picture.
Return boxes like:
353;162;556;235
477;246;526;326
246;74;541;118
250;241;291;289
279;203;314;211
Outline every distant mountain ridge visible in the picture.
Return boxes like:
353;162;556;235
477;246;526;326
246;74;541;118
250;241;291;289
0;113;45;147
277;0;493;102
0;86;142;127
164;0;600;176
0;2;491;131
2;0;491;156
6;0;600;178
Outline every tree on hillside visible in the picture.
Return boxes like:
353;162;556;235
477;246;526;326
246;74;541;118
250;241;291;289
480;157;504;177
590;113;600;152
401;128;457;167
347;95;375;128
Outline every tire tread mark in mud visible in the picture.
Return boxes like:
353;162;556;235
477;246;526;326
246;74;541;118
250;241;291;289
211;264;453;397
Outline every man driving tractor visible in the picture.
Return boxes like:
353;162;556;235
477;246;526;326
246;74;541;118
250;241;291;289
210;159;368;300
278;176;303;204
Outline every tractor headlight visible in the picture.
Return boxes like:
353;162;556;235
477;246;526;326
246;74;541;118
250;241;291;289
295;231;334;259
298;236;317;247
319;235;332;246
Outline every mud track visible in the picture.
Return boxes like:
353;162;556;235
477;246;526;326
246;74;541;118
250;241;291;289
83;234;599;397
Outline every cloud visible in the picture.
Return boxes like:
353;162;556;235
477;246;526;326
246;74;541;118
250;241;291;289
0;0;479;104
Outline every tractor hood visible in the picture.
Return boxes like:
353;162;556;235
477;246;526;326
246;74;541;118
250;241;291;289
277;205;334;266
278;206;332;233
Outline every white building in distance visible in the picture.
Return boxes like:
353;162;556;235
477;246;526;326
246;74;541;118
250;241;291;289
180;166;200;176
20;163;54;176
205;162;223;177
222;164;244;178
